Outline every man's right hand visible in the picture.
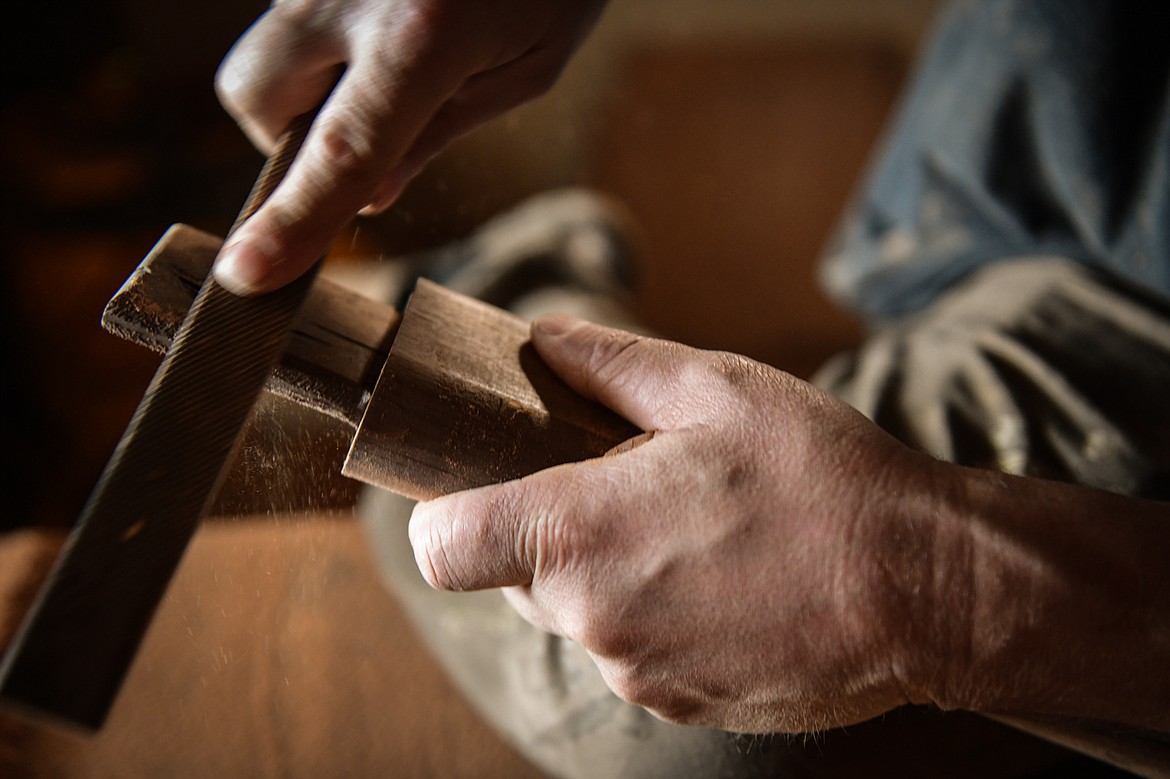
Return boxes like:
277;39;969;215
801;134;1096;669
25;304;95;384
213;0;607;295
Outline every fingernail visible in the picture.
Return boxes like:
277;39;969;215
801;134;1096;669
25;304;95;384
533;313;580;337
214;232;277;295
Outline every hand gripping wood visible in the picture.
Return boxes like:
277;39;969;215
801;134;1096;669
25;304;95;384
1;222;639;729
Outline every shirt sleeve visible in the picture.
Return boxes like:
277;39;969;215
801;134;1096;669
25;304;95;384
819;0;1170;323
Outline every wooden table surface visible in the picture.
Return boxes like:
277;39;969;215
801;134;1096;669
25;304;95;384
0;516;545;779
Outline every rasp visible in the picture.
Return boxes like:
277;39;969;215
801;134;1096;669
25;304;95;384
0;111;321;729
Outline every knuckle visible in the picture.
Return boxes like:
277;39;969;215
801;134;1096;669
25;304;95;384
649;696;705;726
362;0;449;73
216;5;344;128
315;116;381;180
600;663;643;705
216;12;289;111
215;51;268;120
571;598;638;659
600;663;663;711
695;351;759;390
600;662;705;724
680;351;774;414
516;507;546;578
213;62;245;111
583;330;645;396
574;616;623;657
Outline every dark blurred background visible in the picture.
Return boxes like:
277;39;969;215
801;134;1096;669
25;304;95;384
0;0;935;528
2;0;270;531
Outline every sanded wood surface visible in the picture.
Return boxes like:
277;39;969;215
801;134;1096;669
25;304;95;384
103;224;401;427
0;521;545;779
344;279;640;500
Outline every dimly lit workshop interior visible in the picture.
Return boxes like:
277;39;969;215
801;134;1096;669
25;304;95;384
1;1;1164;777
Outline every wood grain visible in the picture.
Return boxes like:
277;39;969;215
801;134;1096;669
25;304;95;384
343;279;640;500
106;231;639;502
103;224;401;427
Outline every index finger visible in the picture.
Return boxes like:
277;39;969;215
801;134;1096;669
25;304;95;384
214;27;467;294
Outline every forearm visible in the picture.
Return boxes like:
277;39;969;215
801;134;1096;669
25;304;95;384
919;462;1170;732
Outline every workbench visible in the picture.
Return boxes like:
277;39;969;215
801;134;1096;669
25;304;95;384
0;515;545;778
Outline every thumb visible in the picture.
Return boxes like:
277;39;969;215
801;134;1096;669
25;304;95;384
531;314;693;431
409;476;549;592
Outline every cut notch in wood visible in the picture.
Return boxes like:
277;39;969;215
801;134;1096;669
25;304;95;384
343;279;641;500
102;224;402;428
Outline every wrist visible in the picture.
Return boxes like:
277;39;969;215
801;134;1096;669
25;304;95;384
860;450;974;712
901;461;1170;731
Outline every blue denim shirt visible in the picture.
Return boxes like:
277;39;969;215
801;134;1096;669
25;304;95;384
820;0;1170;322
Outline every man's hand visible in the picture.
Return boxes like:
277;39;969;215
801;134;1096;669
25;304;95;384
410;315;1170;743
214;0;607;294
409;314;945;734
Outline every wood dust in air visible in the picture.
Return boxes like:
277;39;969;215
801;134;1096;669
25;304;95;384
210;394;361;518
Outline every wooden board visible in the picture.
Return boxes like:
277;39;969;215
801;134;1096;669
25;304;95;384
103;224;401;427
105;230;639;502
344;279;640;500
